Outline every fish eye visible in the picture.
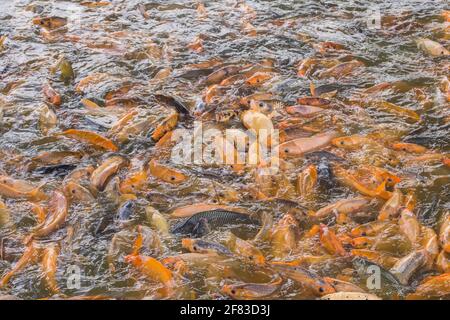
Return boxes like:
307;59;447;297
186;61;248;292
170;176;176;181
231;289;236;295
193;246;198;251
319;287;324;293
340;141;344;145
387;178;392;182
259;102;264;107
402;148;407;151
71;189;76;194
247;100;251;104
361;232;367;236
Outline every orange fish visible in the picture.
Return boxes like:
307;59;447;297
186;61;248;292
319;224;347;256
125;237;173;296
90;156;129;192
151;113;178;142
246;72;272;86
391;142;427;154
31;191;68;239
41;245;59;293
43;83;61;106
0;176;47;201
148;159;187;184
58;129;118;151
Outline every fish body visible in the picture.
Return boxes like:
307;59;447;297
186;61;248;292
90;156;129;191
416;38;449;56
278;131;337;158
271;264;335;296
182;238;231;255
172;210;259;236
222;277;282;300
32;191;68;238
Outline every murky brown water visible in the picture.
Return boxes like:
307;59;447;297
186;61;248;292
0;0;449;300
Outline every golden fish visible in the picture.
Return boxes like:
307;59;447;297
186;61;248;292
148;159;187;184
90;156;129;192
227;233;265;265
41;244;59;293
151;113;178;142
58;129;118;152
31;191;68;239
0;176;47;201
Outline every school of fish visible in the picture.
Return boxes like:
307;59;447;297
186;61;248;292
0;0;449;300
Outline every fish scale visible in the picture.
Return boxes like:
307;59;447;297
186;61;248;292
171;209;260;236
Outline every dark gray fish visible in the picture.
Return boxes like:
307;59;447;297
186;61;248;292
34;164;78;177
154;94;191;116
171;210;259;236
185;239;232;255
117;200;136;221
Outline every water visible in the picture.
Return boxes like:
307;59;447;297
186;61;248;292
0;0;449;300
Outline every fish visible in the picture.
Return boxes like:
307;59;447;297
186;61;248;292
389;250;429;285
240;110;274;133
90;156;129;192
351;221;390;237
124;232;173;295
172;210;259;236
43;83;61;106
416;38;449;56
321;292;381;300
221;276;282;300
296;165;318;199
297;58;317;77
75;73;108;93
285;105;324;117
151;113;178;142
270;214;299;259
378;189;403;221
39;105;57;135
318;60;364;79
31;190;68;239
148;159;187;184
271;264;335;297
170;203;246;218
145;206;169;235
32;17;67;30
391;142;427;154
63;180;95;203
203;65;241;85
278;131;337;158
154;94;191;116
0;176;47;201
181;238;231;255
351;249;399;269
58;129;118;152
333;165;392;200
406;273;450;300
323;277;366;293
319;224;347;256
226;233;265;265
369;101;420;122
296;97;331;107
312;197;371;220
41;244;59;293
246;73;272;86
398;209;421;245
